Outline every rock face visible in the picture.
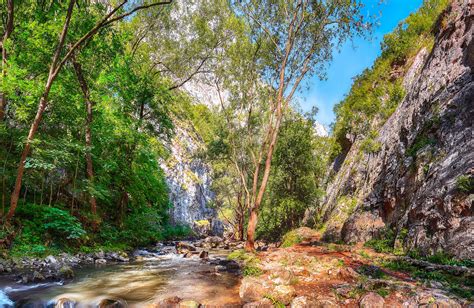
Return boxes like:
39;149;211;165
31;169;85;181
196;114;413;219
321;0;474;259
161;119;217;226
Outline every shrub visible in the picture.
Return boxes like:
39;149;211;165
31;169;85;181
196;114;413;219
364;228;396;253
281;230;303;248
10;203;86;257
406;135;436;158
15;203;86;241
228;249;263;276
456;175;473;193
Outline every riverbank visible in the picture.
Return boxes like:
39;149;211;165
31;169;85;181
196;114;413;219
236;229;473;307
2;230;473;307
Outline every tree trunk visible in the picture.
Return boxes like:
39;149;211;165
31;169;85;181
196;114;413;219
0;0;14;121
245;207;258;250
72;58;97;217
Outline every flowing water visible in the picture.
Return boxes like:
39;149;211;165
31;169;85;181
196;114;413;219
0;249;241;307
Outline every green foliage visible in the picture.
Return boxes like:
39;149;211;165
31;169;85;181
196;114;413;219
162;224;193;240
10;203;86;257
382;259;474;299
257;113;331;240
364;228;397;253
357;264;387;279
263;295;286;308
332;0;449;157
228;249;263;277
16;203;86;241
360;134;382;154
456;175;473;193
406;135;436;158
0;1;179;255
281;230;303;248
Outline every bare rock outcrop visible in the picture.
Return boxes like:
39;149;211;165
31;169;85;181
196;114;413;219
321;0;474;259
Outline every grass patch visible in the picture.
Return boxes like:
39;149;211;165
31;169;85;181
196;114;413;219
456;175;473;193
356;264;387;279
358;250;372;259
281;230;303;248
406;135;436;158
382;259;474;300
228;249;263;277
263;295;285;308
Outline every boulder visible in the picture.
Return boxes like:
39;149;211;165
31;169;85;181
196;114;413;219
55;297;76;308
154;296;182;307
239;277;272;303
243;298;273;308
59;265;74;279
204;236;224;248
45;255;58;265
177;242;197;253
95;258;107;265
32;271;45;281
94;250;105;259
291;296;318;308
198;251;208;259
359;292;385;308
178;300;200;308
271;285;296;305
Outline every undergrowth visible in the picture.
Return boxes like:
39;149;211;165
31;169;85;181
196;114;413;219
228;249;263;276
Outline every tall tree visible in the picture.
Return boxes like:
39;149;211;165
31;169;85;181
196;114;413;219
230;0;371;250
0;0;14;120
6;0;173;222
71;55;97;218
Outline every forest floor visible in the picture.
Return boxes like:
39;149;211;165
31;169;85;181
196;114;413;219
237;229;473;307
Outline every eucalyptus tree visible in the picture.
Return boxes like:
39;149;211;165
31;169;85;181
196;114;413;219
132;0;233;91
228;0;372;250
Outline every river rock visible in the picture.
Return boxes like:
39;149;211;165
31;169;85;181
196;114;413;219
177;242;197;253
198;250;208;259
95;258;107;265
359;292;385;308
55;297;76;308
32;270;45;281
45;255;58;265
291;296;317;308
178;300;200;308
98;298;126;308
240;277;272;303
204;236;223;248
243;298;273;308
59;265;74;279
94;250;105;259
106;252;129;262
271;285;296;305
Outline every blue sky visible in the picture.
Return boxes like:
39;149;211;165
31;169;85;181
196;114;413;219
300;0;423;129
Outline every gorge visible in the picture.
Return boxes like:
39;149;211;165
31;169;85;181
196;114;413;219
0;0;472;307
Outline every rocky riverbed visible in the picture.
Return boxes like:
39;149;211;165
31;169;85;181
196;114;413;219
0;236;246;307
1;231;472;307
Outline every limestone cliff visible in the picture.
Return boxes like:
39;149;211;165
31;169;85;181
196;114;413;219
160;117;217;228
321;0;473;259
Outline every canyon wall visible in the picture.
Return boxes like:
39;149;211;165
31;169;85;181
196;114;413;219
321;0;473;259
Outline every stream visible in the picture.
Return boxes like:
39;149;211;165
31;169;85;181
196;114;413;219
0;248;242;307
